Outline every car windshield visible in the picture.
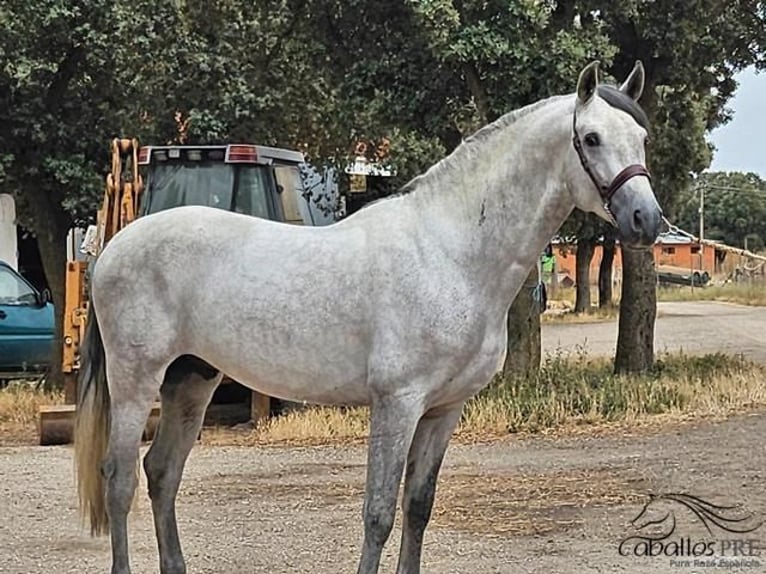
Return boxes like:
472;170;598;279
0;266;37;305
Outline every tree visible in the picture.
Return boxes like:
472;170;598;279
0;1;130;387
563;211;612;314
573;0;766;372
0;0;343;387
503;266;542;378
10;0;761;386
598;228;617;307
0;0;618;388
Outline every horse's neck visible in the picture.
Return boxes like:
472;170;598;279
407;97;576;298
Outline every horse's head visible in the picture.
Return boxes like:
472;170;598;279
567;60;663;249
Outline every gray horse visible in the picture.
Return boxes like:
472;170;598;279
75;60;662;574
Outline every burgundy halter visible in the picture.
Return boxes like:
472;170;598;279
571;109;651;212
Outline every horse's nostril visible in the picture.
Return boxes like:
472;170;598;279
633;209;643;230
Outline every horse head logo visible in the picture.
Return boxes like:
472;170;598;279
631;493;763;538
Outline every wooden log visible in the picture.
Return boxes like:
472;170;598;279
38;403;162;446
251;391;271;425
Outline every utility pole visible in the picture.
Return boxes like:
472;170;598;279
699;182;715;273
699;184;705;243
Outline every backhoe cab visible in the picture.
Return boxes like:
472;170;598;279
138;143;308;222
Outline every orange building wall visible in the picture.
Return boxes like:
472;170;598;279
553;242;716;284
654;243;715;271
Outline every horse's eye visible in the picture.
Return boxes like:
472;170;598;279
584;133;600;147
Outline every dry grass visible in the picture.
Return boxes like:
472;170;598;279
0;382;64;445
204;351;766;446
242;406;370;445
543;286;620;323
657;282;766;306
3;352;764;447
542;305;619;323
460;351;766;437
544;282;766;325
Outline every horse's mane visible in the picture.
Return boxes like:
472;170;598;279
394;94;571;198
357;86;648;209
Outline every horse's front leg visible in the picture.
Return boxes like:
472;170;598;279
395;405;463;574
356;394;423;574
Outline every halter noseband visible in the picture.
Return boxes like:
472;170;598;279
571;108;651;213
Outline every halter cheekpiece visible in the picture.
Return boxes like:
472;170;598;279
571;107;651;211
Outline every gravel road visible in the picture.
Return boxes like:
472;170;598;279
2;412;765;574
543;301;766;363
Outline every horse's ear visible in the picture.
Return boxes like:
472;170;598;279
620;60;645;102
576;60;600;105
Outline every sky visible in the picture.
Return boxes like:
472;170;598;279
707;66;766;177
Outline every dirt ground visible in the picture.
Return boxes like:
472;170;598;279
2;412;765;574
543;301;766;363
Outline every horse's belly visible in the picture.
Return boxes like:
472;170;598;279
214;346;371;406
236;371;370;406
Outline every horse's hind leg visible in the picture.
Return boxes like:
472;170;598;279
143;356;221;574
103;361;164;574
395;406;463;574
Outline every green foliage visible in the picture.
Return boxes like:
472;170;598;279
0;0;123;226
647;88;714;211
549;0;766;229
408;0;616;120
653;352;755;380
309;0;616;185
595;0;765;206
2;0;764;230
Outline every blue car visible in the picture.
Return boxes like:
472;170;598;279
0;261;54;374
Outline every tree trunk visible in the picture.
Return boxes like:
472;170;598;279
598;232;616;307
612;66;660;375
37;229;68;391
574;239;596;313
21;187;70;390
503;266;541;379
614;247;656;374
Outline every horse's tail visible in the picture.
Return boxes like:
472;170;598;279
73;294;111;536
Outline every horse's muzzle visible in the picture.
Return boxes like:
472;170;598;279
628;205;663;248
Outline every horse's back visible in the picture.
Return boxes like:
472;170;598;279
90;205;377;403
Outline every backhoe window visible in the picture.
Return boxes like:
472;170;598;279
141;163;235;215
140;162;278;220
234;167;273;219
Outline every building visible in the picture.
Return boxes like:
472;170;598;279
655;231;715;272
552;232;719;285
